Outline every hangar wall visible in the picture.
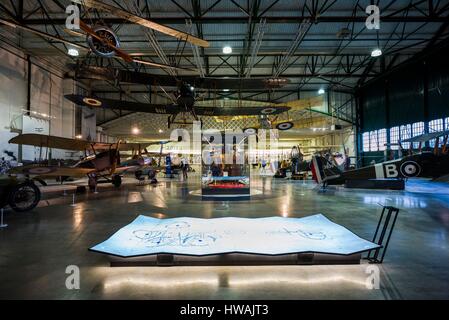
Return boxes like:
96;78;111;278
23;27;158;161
357;40;449;166
0;42;115;162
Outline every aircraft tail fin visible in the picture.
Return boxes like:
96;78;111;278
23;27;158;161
311;155;343;184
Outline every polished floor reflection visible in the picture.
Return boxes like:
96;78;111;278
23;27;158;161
1;175;449;299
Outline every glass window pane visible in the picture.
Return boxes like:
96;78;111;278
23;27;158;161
429;119;443;147
390;127;399;150
378;129;387;151
412;122;424;149
370;130;378;152
400;124;411;149
363;132;370;152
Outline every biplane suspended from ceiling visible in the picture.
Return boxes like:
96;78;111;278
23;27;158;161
0;0;209;70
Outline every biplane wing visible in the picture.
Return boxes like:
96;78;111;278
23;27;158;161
8;133;110;151
402;130;449;143
9;133;171;155
9;165;96;177
117;141;171;152
64;94;290;116
72;0;209;48
68;65;289;89
281;96;324;110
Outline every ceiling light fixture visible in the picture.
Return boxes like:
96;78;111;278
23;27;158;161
222;46;232;54
68;48;79;57
318;88;325;95
371;48;382;57
132;127;140;135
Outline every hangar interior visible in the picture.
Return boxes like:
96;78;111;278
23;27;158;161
0;0;449;300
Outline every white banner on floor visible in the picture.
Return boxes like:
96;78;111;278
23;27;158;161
91;214;380;257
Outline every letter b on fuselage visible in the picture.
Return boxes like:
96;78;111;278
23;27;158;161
384;164;398;178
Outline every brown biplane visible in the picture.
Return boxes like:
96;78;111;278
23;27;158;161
8;133;170;189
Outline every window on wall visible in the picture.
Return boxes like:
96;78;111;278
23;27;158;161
400;124;411;149
412;122;424;148
362;132;370;152
378;129;387;151
429;119;444;132
370;130;379;151
429;118;443;147
390;126;399;150
445;117;449;131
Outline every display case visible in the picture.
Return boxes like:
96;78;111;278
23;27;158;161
201;133;250;199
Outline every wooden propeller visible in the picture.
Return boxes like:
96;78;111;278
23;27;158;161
79;20;133;62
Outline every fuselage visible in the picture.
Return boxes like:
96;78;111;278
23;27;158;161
176;83;195;109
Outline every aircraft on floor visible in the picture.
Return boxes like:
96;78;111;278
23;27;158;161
8;133;170;189
311;130;449;188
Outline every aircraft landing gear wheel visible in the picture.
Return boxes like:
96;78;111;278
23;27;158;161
88;175;97;192
148;168;158;184
8;181;41;212
135;170;143;180
148;170;156;180
112;175;122;188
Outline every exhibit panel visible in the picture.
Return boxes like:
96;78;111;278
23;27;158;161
201;132;251;198
90;214;380;258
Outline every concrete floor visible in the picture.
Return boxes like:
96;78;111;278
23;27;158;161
1;175;449;299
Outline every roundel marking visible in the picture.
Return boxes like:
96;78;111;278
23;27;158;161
260;108;277;115
276;122;294;131
83;97;102;107
243;128;257;135
400;161;421;177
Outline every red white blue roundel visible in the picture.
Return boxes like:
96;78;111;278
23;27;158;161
260;108;277;115
82;97;102;107
276;122;294;130
243;128;257;135
23;167;57;175
400;161;421;177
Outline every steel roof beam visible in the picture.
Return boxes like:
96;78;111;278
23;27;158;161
20;16;449;25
